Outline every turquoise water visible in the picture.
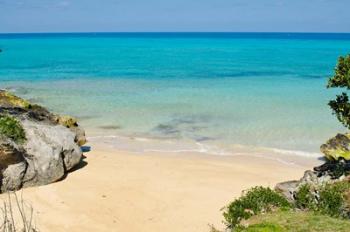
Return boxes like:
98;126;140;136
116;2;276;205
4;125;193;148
1;33;350;155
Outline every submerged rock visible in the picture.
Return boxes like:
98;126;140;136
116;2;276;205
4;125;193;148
0;90;87;193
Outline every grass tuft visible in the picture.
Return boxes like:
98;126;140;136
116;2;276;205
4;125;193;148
0;192;38;232
0;115;26;144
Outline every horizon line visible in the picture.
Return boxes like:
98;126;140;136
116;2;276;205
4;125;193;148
1;31;350;35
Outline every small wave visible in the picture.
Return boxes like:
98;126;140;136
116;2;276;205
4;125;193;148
86;133;321;167
270;148;322;158
144;142;230;155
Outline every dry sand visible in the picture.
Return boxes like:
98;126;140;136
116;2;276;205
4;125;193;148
1;144;315;232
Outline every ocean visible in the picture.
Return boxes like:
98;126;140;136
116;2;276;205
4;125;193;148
1;32;350;157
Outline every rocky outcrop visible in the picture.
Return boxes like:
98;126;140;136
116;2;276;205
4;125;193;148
0;90;87;192
53;115;87;146
275;170;334;202
275;132;350;203
320;133;350;161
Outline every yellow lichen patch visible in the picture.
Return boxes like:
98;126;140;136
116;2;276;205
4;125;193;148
323;150;350;161
56;115;78;128
0;91;31;109
77;136;87;146
321;133;350;161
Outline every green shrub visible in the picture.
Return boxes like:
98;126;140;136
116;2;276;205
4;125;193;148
294;181;350;218
0;115;26;144
223;187;291;229
318;181;350;218
295;184;317;210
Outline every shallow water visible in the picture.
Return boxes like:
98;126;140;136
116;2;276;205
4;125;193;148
1;33;350;157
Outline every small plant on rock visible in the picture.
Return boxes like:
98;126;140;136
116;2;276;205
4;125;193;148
294;184;317;210
318;181;350;218
0;115;26;144
294;180;350;218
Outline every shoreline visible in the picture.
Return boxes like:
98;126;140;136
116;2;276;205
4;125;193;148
86;130;323;168
1;142;314;232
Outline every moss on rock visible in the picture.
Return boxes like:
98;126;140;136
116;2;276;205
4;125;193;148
55;115;79;128
0;115;26;144
0;90;31;109
320;133;350;161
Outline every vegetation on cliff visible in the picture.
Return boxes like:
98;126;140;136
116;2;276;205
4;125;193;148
217;180;350;231
223;187;290;228
0;90;86;192
0;115;26;144
213;55;350;232
294;180;350;218
234;210;350;232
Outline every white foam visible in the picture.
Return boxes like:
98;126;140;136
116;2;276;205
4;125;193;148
86;133;321;167
270;148;322;158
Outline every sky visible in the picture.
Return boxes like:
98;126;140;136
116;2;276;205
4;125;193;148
0;0;349;33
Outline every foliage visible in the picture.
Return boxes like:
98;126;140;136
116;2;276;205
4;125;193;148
327;55;350;89
318;181;350;218
235;210;350;232
0;115;26;144
328;93;350;129
220;182;350;231
327;55;350;129
294;184;317;210
223;187;291;229
293;180;350;218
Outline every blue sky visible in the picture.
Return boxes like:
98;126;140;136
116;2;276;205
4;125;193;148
0;0;349;33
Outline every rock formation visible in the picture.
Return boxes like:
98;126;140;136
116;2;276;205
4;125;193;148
275;132;350;202
0;90;86;192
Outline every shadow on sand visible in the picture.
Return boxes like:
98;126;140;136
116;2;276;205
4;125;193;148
57;146;91;182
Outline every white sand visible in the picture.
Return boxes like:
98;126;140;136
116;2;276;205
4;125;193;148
1;145;313;232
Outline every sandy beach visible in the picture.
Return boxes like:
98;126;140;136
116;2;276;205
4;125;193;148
0;142;315;232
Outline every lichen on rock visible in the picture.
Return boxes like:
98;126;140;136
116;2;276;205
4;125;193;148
53;115;87;146
320;133;350;161
0;90;31;109
0;90;87;193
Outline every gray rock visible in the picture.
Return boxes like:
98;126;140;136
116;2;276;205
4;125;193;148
21;120;82;187
0;90;86;193
1;162;27;192
275;170;336;202
275;180;299;202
